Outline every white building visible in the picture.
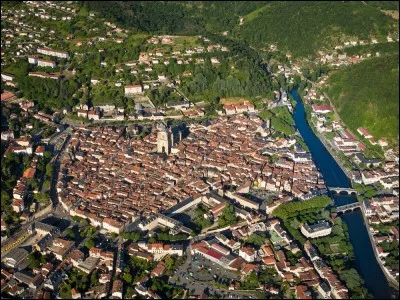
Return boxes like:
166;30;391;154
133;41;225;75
124;85;143;95
37;59;56;68
37;47;69;59
301;220;332;238
239;247;256;262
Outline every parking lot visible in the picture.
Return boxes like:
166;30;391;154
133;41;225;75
168;248;256;299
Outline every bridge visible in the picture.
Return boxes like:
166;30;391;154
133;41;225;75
328;187;357;195
335;202;362;214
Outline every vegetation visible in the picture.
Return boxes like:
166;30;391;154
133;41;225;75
122;256;155;284
59;269;99;299
342;42;399;57
237;1;397;57
326;54;399;146
218;204;239;227
121;231;144;242
353;183;378;201
259;109;295;136
244;232;267;249
148;275;184;298
86;1;397;58
149;228;189;243
27;251;47;268
271;195;332;219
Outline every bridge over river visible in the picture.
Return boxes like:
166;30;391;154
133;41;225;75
328;187;357;195
335;201;362;214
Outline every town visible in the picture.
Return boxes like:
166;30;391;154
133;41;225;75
1;1;399;300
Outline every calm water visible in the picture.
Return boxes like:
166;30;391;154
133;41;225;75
290;90;395;299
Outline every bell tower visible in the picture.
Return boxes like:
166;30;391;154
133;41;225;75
157;122;171;155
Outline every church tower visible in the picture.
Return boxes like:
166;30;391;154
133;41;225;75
157;122;171;155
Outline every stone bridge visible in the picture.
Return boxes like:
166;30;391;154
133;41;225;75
335;202;362;214
328;187;357;195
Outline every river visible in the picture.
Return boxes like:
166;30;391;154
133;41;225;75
290;90;397;299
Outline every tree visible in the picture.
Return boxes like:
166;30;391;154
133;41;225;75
218;205;237;227
339;268;364;290
84;238;95;250
45;164;55;178
123;272;132;283
245;233;266;248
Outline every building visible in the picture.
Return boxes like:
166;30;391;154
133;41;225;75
157;122;172;155
34;221;60;237
102;218;124;234
312;105;333;114
37;47;69;59
77;257;100;274
1;91;17;102
37;59;56;68
239;246;256;262
124;85;143;95
1;72;15;82
357;127;373;139
28;72;60;80
301;220;332;238
3;248;29;268
48;238;74;260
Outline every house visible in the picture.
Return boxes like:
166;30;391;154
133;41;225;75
1;72;16;82
111;280;123;298
102;218;124;234
69;249;85;267
124;85;143;95
239;246;256;262
71;288;81;299
378;138;388;147
357;127;373;139
312;105;333;114
151;261;166;277
48;238;74;260
77;110;88;118
1;130;14;141
77;257;100;274
12;199;25;213
1;91;17;102
296;285;312;299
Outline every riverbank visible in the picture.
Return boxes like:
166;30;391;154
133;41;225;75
296;92;354;184
360;205;400;290
290;89;394;298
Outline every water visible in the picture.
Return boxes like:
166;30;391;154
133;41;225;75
290;90;395;299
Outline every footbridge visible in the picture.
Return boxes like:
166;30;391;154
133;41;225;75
335;202;362;214
328;187;357;195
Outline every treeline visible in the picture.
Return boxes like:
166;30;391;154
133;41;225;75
271;195;332;219
326;54;399;145
84;1;266;35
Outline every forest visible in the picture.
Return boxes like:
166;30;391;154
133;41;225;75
237;1;397;57
84;1;397;58
326;54;399;145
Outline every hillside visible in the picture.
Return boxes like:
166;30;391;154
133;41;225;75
85;1;398;58
326;54;399;145
236;1;398;58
